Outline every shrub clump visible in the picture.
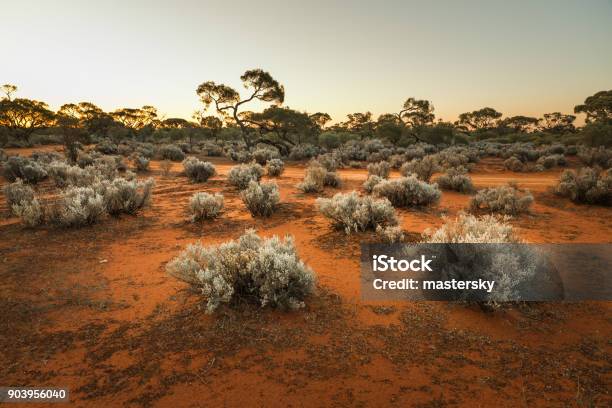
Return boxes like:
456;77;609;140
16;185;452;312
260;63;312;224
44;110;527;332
367;161;391;178
3;179;35;212
98;177;155;215
165;229;315;313
470;184;533;214
159;144;186;161
297;161;341;193
77;152;94;168
298;164;326;193
2;156;48;184
241;180;280;217
324;171;342;188
315;153;340;171
536;154;566;169
95;140;118;154
577;146;612;168
436;166;474;193
267;158;285;176
227;149;252;163
289;144;318;160
363;175;383;193
504;156;525;172
376;225;404;243
555;167;611;206
51;186;106;227
188;192;224;221
422;213;540;303
12;198;44;227
424;212;516;243
228;163;264;190
372;175;441;207
182;157;216;182
134;155;150;172
400;156;439;181
252;147;280;165
47;161;102;187
317;191;398;234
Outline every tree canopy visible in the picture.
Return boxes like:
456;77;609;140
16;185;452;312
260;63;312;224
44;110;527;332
0;96;56;140
398;98;435;128
456;107;503;132
575;90;612;124
1;77;609;147
112;106;159;130
539;112;576;134
500;115;539;133
196;69;285;146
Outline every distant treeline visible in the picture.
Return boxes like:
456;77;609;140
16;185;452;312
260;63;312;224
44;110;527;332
1;70;610;151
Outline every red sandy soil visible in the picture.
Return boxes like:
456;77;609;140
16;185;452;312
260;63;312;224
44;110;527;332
0;146;610;407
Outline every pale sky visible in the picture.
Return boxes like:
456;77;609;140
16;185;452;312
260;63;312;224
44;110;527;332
2;0;611;124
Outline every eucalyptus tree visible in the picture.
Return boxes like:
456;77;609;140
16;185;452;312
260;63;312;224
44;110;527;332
344;112;376;139
397;98;435;128
309;112;332;131
575;90;612;124
246;106;315;151
376;113;403;144
0;92;55;141
538;112;576;134
500;115;539;133
196;69;284;147
1;84;17;101
112;106;159;130
386;98;436;143
456;107;502;132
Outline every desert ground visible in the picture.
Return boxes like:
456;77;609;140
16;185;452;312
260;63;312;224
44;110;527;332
1;145;610;407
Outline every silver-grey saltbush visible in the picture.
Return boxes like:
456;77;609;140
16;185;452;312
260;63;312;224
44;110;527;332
317;191;398;234
555;167;611;206
367;161;391;178
98;177;155;215
423;213;539;304
241;180;280;217
166;229;315;313
183;157;216;182
436;166;474;193
3;179;35;212
228;163;264;190
267;158;285;176
189;192;224;221
372;175;441;207
470;184;533;214
52;186;106;227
